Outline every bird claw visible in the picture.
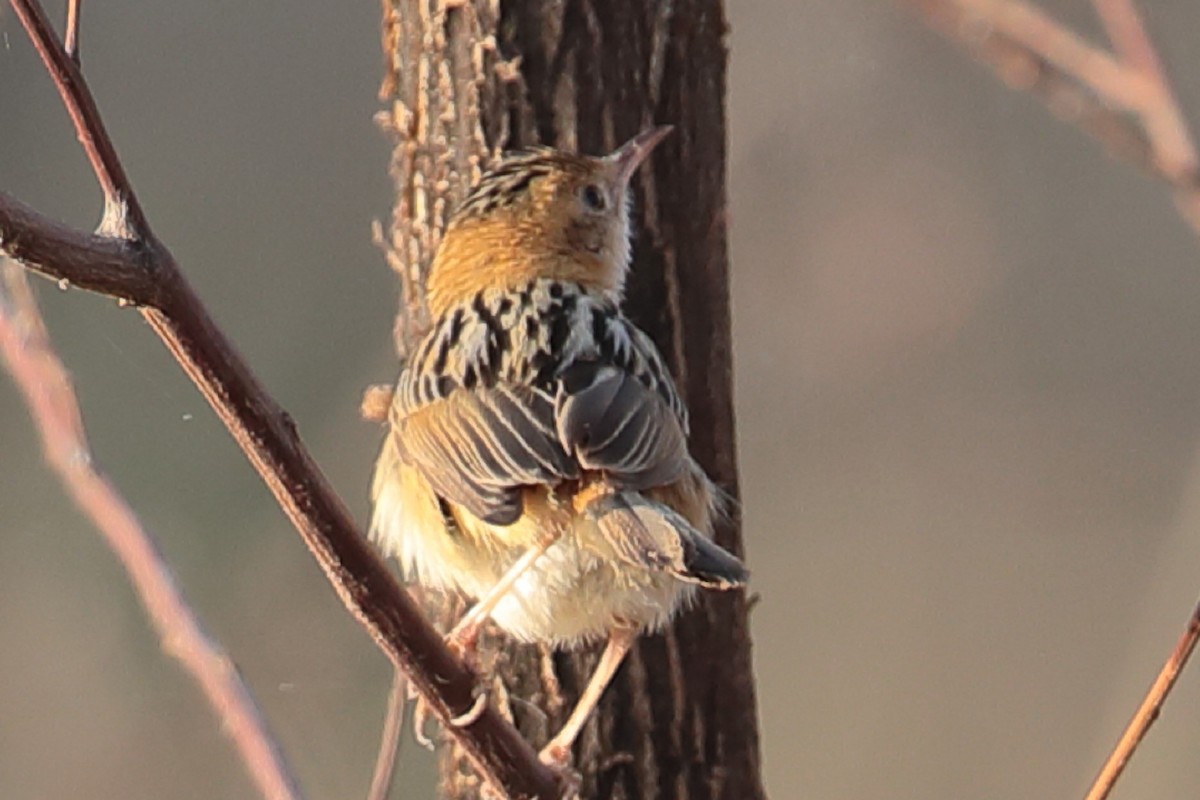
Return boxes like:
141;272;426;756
408;678;489;748
407;683;437;750
449;687;489;727
407;621;486;750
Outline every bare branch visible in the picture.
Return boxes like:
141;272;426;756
900;0;1200;234
901;2;1154;170
367;671;408;800
8;0;145;238
1090;0;1200;226
1084;600;1200;800
0;263;303;800
0;192;160;305
960;0;1148;108
902;2;1200;797
2;0;562;795
63;0;80;63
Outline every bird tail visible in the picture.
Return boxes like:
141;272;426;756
583;492;748;589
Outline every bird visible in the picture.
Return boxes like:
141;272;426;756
369;126;748;767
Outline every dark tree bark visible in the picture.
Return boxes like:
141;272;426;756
378;2;764;797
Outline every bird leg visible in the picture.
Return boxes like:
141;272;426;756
539;626;638;768
410;529;563;748
446;528;562;659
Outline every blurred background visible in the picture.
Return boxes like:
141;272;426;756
4;1;1200;797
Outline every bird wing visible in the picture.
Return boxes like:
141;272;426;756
586;492;748;588
390;289;690;526
554;357;689;490
394;383;579;525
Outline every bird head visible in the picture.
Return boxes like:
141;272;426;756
426;127;672;316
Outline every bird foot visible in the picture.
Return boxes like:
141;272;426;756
444;626;481;671
538;744;582;797
538;741;571;768
408;683;436;750
410;678;489;749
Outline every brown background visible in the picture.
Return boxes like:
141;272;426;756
4;1;1200;797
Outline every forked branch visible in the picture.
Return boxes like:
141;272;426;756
901;0;1200;233
0;1;561;797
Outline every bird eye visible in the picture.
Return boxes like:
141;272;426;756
581;184;607;211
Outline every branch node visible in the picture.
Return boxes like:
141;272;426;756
98;195;139;241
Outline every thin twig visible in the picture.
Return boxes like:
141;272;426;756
63;0;80;63
1090;0;1200;228
902;2;1200;797
1;1;562;796
1090;0;1195;171
1083;600;1200;800
955;0;1149;110
367;670;408;800
0;262;303;800
901;0;1200;237
901;1;1153;172
7;0;145;237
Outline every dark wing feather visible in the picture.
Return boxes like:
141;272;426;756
555;360;688;490
391;286;690;525
585;492;748;588
396;385;578;525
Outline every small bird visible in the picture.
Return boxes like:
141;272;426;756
370;126;747;767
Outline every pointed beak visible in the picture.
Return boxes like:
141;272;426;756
607;125;673;186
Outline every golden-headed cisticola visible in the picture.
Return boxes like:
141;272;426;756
370;126;747;766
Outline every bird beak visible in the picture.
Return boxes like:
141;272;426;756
607;126;673;186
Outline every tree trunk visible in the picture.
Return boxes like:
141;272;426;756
378;2;764;797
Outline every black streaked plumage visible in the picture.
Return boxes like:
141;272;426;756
394;278;688;525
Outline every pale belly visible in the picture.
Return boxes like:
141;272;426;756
480;531;696;646
370;462;698;647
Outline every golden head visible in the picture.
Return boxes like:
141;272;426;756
426;127;672;317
